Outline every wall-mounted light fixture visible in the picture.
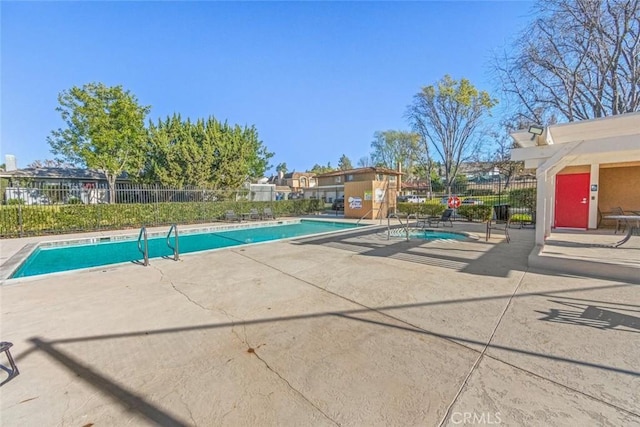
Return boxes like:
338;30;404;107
528;125;544;141
528;125;544;135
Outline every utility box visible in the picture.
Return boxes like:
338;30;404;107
493;204;511;221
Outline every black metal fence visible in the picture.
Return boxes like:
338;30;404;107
402;177;537;205
0;178;537;238
0;183;310;238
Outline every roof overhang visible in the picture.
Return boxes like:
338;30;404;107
510;112;640;170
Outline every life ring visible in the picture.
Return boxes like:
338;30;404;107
447;196;461;209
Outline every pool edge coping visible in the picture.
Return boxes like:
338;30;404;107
1;219;375;284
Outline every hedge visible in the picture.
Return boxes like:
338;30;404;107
0;199;324;238
456;205;493;221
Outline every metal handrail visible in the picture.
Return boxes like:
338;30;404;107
137;226;149;266
356;209;374;225
387;213;410;241
166;224;179;261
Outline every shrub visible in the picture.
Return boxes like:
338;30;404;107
0;199;327;238
457;205;493;222
396;202;445;217
508;188;536;209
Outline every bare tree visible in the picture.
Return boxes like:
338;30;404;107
357;156;373;168
407;75;497;195
495;0;640;124
489;121;526;189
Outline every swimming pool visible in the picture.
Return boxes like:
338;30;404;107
410;230;467;241
386;228;468;241
11;219;364;279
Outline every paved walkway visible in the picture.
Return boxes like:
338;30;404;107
1;221;638;426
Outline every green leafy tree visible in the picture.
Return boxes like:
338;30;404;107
407;75;497;195
337;154;353;170
308;162;335;174
370;130;421;177
144;114;273;189
276;162;288;174
47;83;151;203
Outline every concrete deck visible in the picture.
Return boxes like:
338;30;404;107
1;219;638;426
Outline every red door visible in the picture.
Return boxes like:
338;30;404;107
555;173;590;228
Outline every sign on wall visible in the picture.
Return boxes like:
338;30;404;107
374;188;384;203
364;190;372;201
348;196;362;209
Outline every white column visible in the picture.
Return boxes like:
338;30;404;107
588;164;599;229
535;168;548;245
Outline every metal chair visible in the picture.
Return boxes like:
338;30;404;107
0;342;19;386
486;206;511;243
262;207;275;220
426;209;454;228
611;207;626;234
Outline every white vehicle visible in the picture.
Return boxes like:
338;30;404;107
405;195;426;203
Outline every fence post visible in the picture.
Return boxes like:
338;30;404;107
154;184;159;227
17;197;24;238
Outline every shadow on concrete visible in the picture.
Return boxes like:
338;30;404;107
30;337;189;427
293;225;533;278
537;298;640;333
19;286;639;424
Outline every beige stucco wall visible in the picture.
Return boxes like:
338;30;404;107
558;165;591;175
343;181;397;220
598;165;640;212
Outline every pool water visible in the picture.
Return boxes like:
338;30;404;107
411;230;466;240
12;220;361;278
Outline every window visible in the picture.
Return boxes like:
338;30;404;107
376;174;384;181
300;177;307;187
335;176;342;183
346;175;354;182
389;175;396;182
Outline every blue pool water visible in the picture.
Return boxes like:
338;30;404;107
12;220;361;278
411;230;466;240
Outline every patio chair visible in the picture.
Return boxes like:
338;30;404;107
426;209;454;228
262;207;275;220
0;341;19;386
224;210;239;222
248;208;261;221
611;207;626;234
486;205;511;243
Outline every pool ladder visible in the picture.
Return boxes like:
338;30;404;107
137;224;180;267
387;213;410;241
166;224;180;261
137;226;149;266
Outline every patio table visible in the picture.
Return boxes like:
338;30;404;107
603;215;640;247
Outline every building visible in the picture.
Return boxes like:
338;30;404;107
268;171;317;199
510;112;640;245
315;167;403;219
0;167;129;204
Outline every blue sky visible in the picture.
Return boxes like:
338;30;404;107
1;1;532;174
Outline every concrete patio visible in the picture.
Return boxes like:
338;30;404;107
0;220;638;426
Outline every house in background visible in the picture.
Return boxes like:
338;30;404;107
0;166;129;204
510;112;640;246
315;167;402;219
268;171;317;199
